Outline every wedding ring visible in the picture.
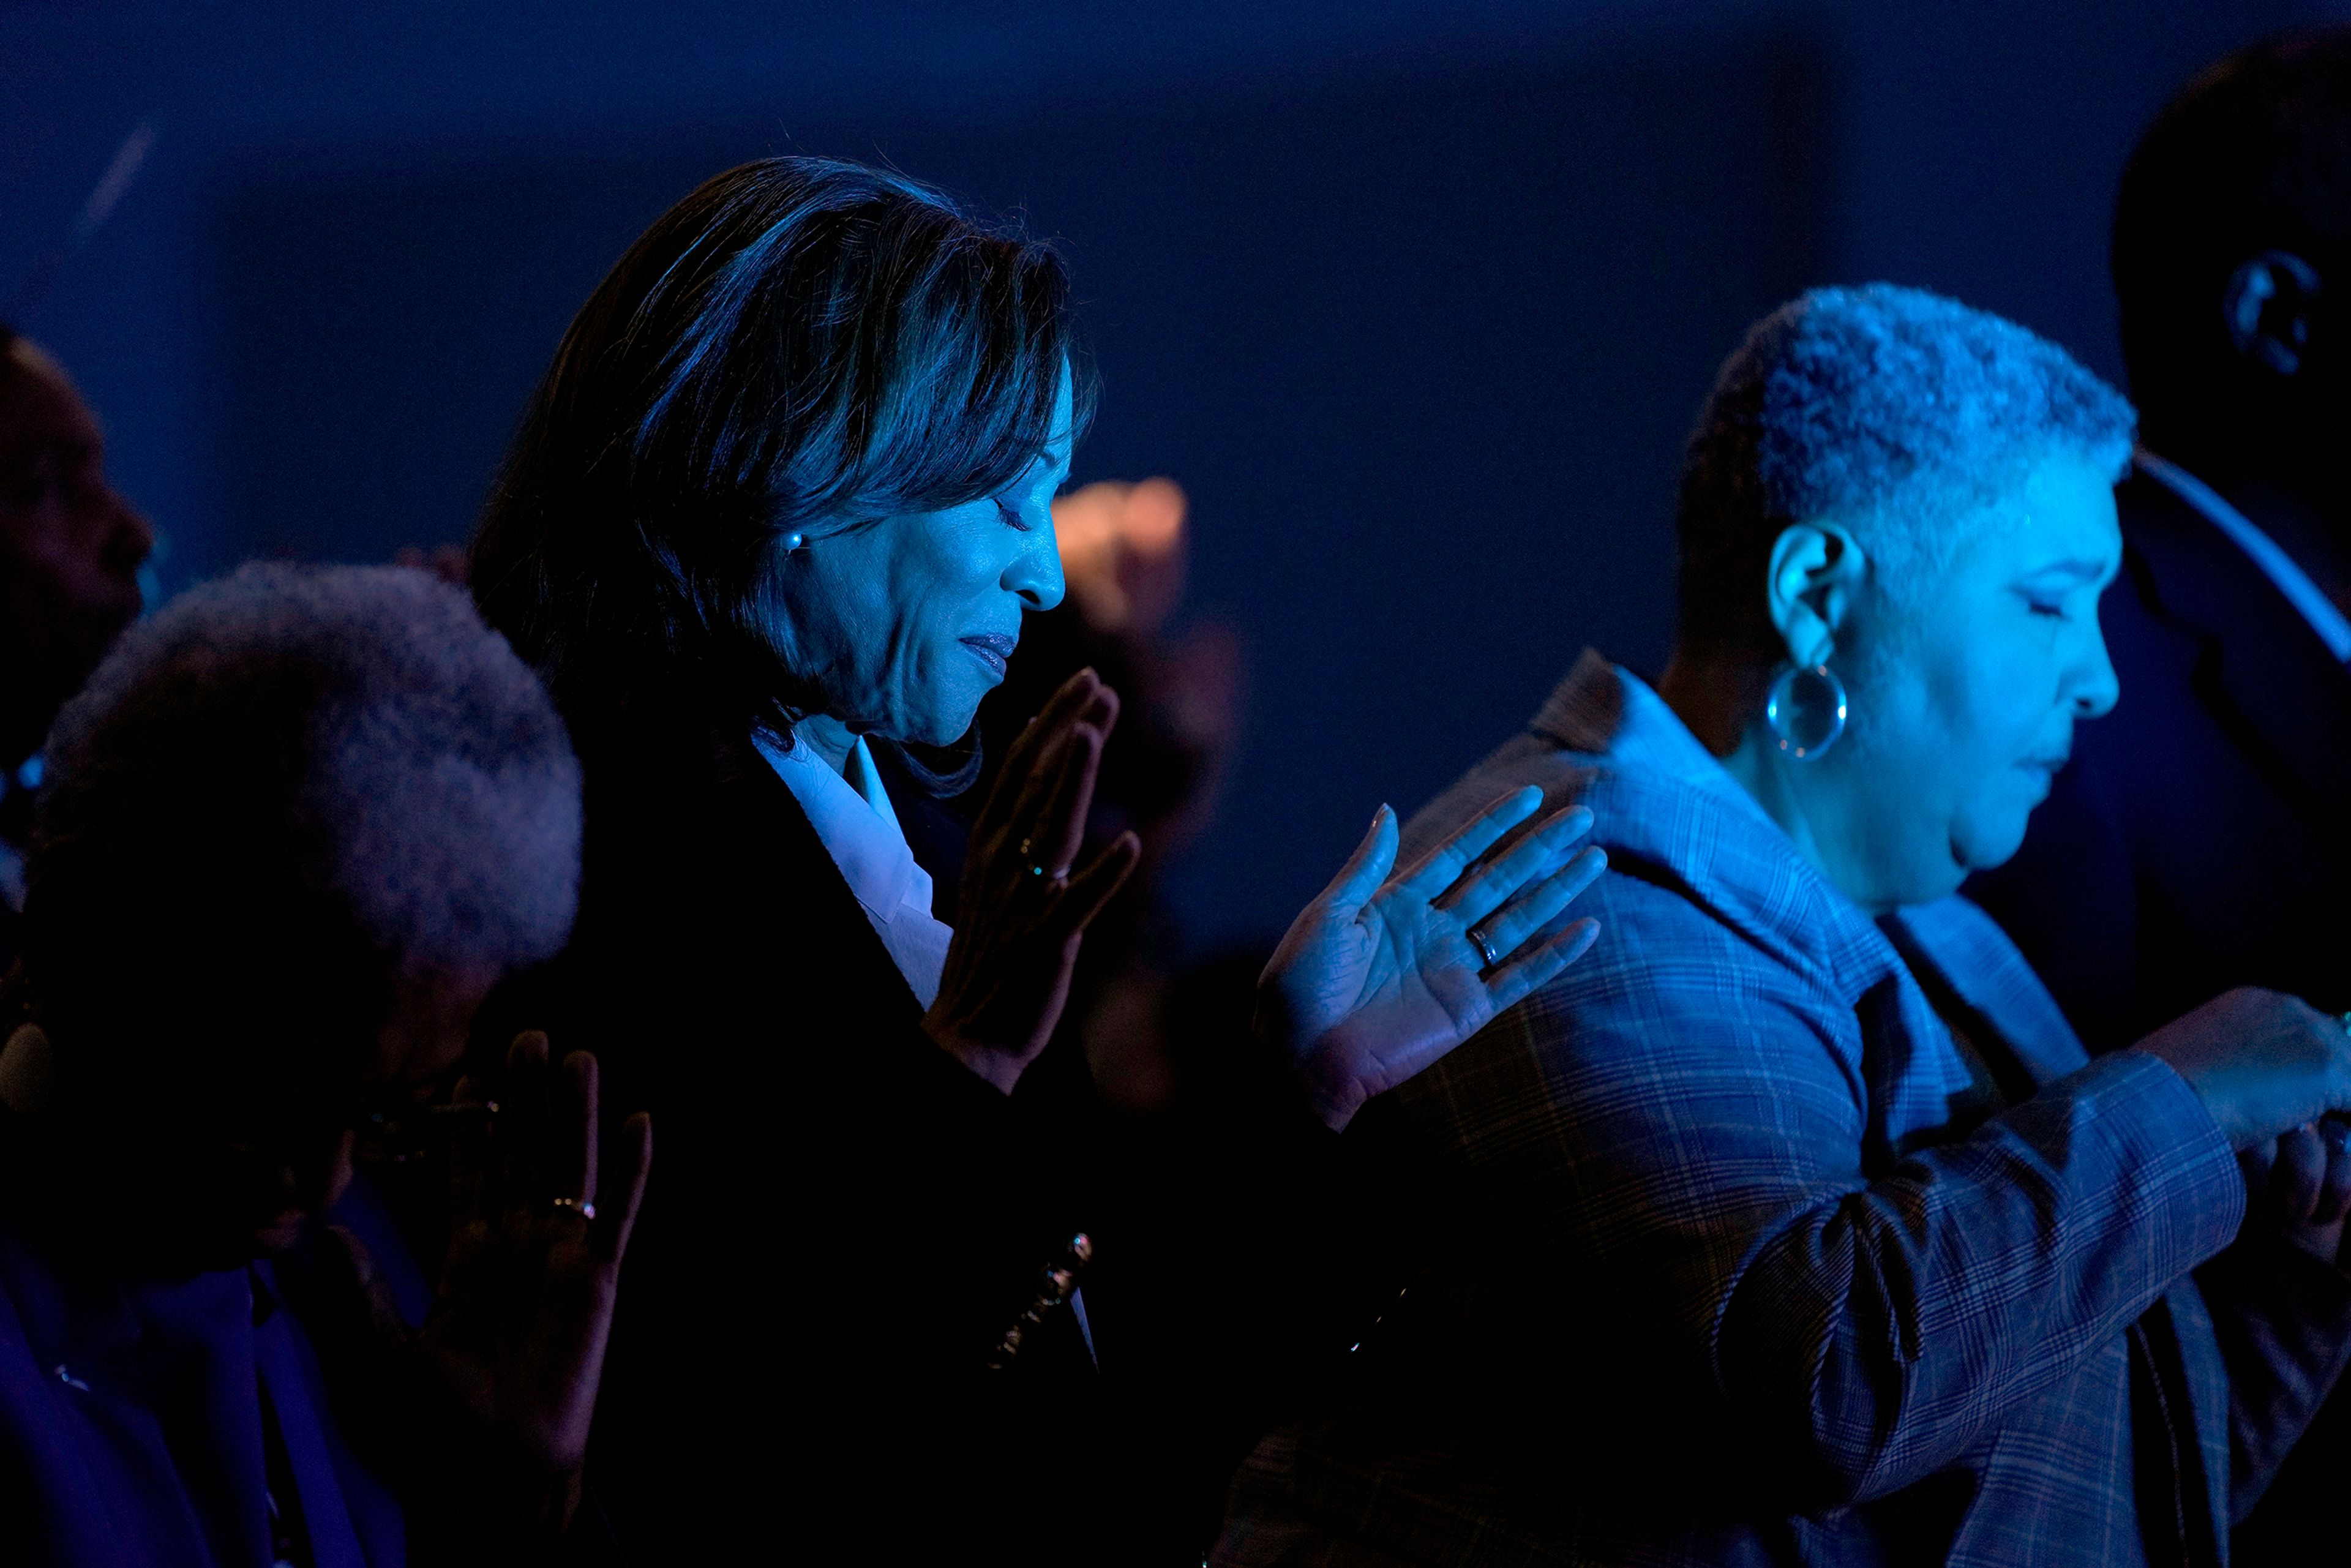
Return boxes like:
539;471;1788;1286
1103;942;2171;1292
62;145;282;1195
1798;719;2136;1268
549;1196;596;1221
1470;925;1502;969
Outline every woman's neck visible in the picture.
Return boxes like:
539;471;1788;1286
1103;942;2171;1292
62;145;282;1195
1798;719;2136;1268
791;714;860;777
1656;647;1886;915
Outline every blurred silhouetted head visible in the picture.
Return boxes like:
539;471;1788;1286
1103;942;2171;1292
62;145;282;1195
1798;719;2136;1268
0;329;153;773
470;156;1092;759
2115;30;2351;478
16;563;580;1264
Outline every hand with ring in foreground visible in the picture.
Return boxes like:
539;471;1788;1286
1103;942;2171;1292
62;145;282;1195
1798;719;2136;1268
926;669;1143;1092
325;1032;652;1548
1259;786;1607;1131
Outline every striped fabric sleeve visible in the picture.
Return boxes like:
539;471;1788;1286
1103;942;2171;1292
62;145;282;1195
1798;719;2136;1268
1430;868;2247;1512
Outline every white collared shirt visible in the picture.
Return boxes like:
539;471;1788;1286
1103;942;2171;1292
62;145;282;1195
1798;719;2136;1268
2135;448;2351;662
752;730;954;1009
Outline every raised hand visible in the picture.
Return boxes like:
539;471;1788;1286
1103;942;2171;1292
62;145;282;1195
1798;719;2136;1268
329;1029;651;1549
418;1032;651;1477
926;669;1142;1092
1259;786;1607;1131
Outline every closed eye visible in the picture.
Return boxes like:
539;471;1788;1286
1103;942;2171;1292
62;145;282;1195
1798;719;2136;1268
996;497;1033;533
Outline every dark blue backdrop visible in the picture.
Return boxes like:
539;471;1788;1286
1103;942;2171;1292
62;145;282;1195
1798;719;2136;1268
1;0;2337;945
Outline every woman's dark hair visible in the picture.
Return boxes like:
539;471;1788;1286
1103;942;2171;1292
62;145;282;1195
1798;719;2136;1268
469;156;1091;760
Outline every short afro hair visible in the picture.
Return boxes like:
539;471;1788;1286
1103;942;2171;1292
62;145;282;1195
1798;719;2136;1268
2113;29;2351;437
24;563;581;1105
1674;283;2135;654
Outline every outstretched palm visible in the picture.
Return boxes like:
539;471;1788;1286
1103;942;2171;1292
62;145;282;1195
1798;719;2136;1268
1261;787;1606;1130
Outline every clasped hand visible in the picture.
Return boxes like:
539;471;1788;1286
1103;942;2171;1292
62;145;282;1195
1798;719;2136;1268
2135;988;2351;1267
924;670;1141;1092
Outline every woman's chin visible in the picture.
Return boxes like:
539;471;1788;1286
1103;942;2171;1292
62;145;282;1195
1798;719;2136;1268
1952;816;2032;881
901;697;986;751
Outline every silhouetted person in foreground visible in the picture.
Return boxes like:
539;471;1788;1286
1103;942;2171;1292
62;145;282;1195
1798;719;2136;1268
1968;31;2351;1561
0;327;152;972
0;564;650;1565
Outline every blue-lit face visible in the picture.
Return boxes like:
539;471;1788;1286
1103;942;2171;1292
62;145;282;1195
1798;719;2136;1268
1802;455;2121;910
767;371;1072;746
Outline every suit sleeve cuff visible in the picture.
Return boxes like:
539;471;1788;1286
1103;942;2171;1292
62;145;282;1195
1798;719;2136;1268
2092;1048;2248;1269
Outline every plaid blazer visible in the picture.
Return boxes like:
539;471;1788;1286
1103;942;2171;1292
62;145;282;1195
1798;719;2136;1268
1218;653;2351;1568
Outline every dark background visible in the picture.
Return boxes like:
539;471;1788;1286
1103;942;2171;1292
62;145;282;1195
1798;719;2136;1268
1;0;2336;947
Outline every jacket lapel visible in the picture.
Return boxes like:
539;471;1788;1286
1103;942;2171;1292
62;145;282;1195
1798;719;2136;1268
1887;898;2090;1090
722;738;931;1030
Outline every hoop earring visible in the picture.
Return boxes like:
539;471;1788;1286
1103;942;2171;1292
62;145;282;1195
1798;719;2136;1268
1766;663;1848;760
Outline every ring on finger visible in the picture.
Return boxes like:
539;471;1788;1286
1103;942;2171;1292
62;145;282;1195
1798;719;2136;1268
549;1195;597;1221
1018;835;1058;880
1469;925;1502;969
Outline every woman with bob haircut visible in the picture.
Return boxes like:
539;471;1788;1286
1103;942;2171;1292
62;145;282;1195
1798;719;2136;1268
0;563;649;1566
1216;285;2351;1567
467;155;1608;1556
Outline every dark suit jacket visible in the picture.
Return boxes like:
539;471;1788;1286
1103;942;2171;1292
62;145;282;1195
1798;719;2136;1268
1970;466;2351;1054
482;702;1101;1560
1968;465;2351;1559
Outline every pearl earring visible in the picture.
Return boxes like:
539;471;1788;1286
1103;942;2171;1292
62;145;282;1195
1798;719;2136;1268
782;532;806;554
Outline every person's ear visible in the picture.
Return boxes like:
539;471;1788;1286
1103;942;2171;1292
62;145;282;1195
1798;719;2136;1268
1764;521;1865;669
2224;250;2325;378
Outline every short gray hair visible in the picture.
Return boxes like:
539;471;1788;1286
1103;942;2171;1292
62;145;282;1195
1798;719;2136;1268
25;563;580;1087
1675;283;2135;650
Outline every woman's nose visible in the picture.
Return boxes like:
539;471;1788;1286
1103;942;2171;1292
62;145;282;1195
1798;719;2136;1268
100;489;155;577
2069;627;2121;719
1004;517;1067;612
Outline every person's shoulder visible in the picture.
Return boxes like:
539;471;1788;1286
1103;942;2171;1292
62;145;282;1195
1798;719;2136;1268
1529;853;1829;1020
1414;855;1835;1102
1397;733;1601;863
1395;856;1851;1169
